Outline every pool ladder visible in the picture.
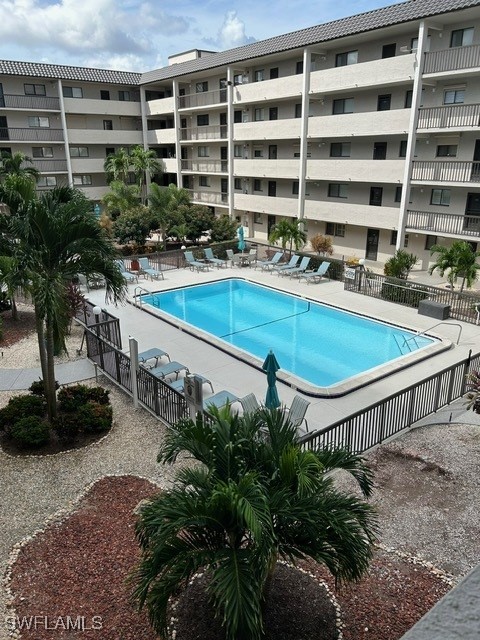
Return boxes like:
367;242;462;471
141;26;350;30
394;321;463;355
133;286;150;309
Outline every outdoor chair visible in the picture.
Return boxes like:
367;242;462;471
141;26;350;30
167;373;214;394
137;347;171;367
298;261;331;284
226;249;236;267
248;248;257;266
239;393;261;415
138;257;164;281
148;360;190;380
204;247;228;268
115;260;138;283
256;252;284;271
279;256;311;278
273;254;300;275
184;250;209;272
203;390;240;413
286;395;310;432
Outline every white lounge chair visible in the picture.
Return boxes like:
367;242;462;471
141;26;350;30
299;261;331;284
286;395;310;432
239;393;261;415
115;260;138;283
138;257;164;280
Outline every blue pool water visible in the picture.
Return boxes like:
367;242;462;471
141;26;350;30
141;279;435;389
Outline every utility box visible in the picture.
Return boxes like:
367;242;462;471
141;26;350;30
184;374;204;419
418;300;450;320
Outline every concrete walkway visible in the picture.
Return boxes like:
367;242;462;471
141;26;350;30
0;359;95;391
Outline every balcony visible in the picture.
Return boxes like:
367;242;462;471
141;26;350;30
406;209;480;238
234;193;296;216
411;161;480;184
234;158;299;179
146;128;176;145
417;103;480;131
181;159;227;173
304;200;399;228
185;189;228;206
306;159;404;183
234;76;303;105
234;118;301;141
145;96;175;116
178;89;226;110
32;159;68;173
68;129;142;145
308;109;410;139
180;125;227;141
424;44;480;75
0;127;64;142
0;94;60;111
63;97;141;117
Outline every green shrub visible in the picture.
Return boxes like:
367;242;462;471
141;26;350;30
11;416;50;448
0;395;46;432
29;379;59;397
58;384;110;412
54;413;81;442
86;386;110;405
381;279;429;308
78;402;113;433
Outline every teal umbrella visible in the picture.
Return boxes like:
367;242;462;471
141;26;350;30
262;350;281;409
237;225;246;252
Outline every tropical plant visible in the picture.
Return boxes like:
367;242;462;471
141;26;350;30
129;146;163;204
0;151;39;181
112;205;152;246
103;148;131;184
310;233;333;256
101;180;140;220
384;250;417;280
465;370;480;414
269;218;307;256
429;241;480;291
133;407;377;640
210;214;238;242
181;203;216;242
148;183;191;249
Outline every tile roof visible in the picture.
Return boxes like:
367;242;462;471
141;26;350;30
141;0;480;84
0;59;141;85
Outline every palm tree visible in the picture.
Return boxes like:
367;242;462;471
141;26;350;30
133;407;377;640
7;187;126;421
103;148;131;184
429;241;480;291
269;218;307;256
0;151;40;181
129;146;163;204
101;180;140;219
148;183;191;249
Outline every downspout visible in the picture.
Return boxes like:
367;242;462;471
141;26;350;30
57;79;73;188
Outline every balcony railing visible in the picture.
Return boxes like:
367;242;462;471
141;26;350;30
0;94;60;110
0;127;64;142
411;160;480;184
417;103;480;130
185;189;228;205
424;44;480;74
181;159;227;173
32;159;68;172
406;209;480;238
178;88;227;109
180;125;227;141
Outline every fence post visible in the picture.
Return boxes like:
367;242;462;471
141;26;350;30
129;336;139;410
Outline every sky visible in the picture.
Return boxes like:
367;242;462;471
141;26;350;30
0;0;406;72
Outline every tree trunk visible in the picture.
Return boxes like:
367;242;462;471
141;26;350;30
11;296;18;321
44;311;58;422
35;308;48;386
261;551;278;610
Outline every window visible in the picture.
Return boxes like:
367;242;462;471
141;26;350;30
233;74;243;86
253;148;264;158
28;116;49;128
254;69;265;82
444;89;465;104
404;90;413;108
269;107;278;120
294;103;302;118
126;172;136;185
373;142;387;160
197;114;209;126
377;94;391;111
63;86;83;98
431;188;451;206
73;175;92;186
199;176;210;187
411;37;419;51
296;60;303;74
234;110;242;123
330;142;351;157
253;179;262;191
254;108;264;121
270;67;279;79
254;212;263;224
234;145;243;158
198;146;209;157
100;90;110;100
332;98;354;114
196;81;208;93
103;120;113;130
37;176;57;187
436;144;458;157
382;43;396;58
118;91;130;101
425;235;437;250
450;27;474;48
399;140;408;157
24;83;46;96
32;147;53;158
328;183;348;198
105;147;115;156
390;230;409;247
325;222;345;237
394;186;402;202
70;146;89;157
370;186;383;206
234;178;242;189
292;181;299;195
336;50;358;66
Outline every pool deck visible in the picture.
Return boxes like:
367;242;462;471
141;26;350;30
84;265;480;434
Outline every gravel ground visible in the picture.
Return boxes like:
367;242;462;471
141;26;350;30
1;318;479;638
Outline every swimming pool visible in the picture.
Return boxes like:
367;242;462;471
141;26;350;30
140;279;447;397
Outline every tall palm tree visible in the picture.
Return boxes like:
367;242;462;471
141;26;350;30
7;187;126;421
103;148;131;184
0;151;40;181
101;180;140;219
148;183;191;249
269;218;307;256
429;240;480;291
129;146;163;204
133;407;377;640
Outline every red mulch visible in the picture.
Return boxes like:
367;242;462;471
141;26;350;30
0;309;37;348
7;476;452;640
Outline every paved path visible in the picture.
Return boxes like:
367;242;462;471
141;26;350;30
0;360;95;391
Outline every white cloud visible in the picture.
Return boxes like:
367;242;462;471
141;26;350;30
209;10;256;50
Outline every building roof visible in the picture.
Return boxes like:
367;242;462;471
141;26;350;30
141;0;480;84
0;59;141;85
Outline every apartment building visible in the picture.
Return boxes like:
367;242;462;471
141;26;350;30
1;0;480;267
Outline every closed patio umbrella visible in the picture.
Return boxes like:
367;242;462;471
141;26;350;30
237;225;246;252
262;350;281;409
